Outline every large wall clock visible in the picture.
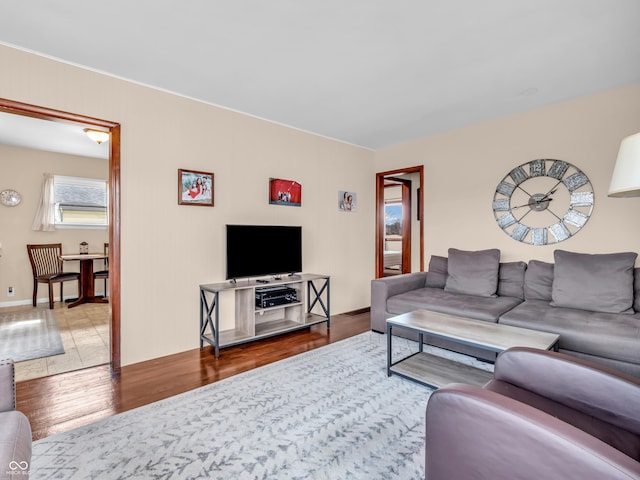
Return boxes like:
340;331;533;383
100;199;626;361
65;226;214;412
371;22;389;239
492;159;594;245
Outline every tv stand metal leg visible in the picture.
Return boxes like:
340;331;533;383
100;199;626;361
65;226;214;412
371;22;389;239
199;289;220;358
307;277;330;328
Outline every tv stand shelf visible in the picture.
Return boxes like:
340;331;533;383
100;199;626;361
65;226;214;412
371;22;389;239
199;274;330;357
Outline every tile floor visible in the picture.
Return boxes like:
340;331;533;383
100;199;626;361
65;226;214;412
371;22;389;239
3;302;111;382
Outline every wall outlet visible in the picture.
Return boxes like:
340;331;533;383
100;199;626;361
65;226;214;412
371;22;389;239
7;286;14;297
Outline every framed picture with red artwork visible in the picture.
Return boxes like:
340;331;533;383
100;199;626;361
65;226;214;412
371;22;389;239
269;178;301;207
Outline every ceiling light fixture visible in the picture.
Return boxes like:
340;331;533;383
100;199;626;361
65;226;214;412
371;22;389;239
608;132;640;197
84;128;110;145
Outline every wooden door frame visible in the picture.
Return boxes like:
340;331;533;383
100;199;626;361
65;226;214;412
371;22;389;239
376;166;424;278
0;98;122;376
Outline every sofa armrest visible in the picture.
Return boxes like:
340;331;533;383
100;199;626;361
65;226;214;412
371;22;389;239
370;272;427;332
426;383;640;480
493;347;640;436
0;359;16;412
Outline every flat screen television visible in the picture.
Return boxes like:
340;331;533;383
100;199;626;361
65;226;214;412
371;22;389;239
226;224;302;280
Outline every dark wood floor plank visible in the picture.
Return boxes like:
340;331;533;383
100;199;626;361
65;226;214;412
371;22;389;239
16;313;370;440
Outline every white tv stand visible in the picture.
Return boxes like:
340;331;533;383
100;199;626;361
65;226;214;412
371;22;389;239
199;273;330;357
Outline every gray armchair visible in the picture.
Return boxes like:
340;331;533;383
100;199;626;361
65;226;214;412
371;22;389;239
0;359;32;480
425;347;640;480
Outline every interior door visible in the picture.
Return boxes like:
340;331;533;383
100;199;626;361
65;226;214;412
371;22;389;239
400;180;412;274
375;166;424;278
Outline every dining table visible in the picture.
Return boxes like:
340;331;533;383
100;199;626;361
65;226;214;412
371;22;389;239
59;253;109;308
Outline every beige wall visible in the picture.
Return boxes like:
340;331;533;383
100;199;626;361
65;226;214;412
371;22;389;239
0;44;376;366
374;83;640;264
0;144;109;304
4;41;639;367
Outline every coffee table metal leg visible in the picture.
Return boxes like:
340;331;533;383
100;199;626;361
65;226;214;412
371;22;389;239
419;333;424;353
386;323;392;377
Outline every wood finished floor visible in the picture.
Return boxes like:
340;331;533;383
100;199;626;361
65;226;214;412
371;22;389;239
16;311;371;441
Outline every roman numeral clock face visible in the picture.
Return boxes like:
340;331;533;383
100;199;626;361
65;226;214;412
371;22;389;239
492;160;594;245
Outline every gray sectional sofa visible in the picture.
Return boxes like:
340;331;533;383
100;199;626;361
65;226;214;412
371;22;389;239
371;248;640;377
0;359;32;480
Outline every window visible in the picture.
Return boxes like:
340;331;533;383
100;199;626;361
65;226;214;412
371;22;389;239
54;175;108;228
385;201;402;236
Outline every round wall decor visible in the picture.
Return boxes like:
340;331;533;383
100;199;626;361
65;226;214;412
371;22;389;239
0;189;22;207
492;159;594;245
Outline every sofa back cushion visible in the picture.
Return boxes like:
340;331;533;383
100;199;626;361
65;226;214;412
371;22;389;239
550;250;637;314
444;248;500;297
524;260;554;301
427;254;526;299
497;261;527;300
635;268;640;312
426;255;448;288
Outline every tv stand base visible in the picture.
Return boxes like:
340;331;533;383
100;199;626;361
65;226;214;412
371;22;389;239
199;273;330;358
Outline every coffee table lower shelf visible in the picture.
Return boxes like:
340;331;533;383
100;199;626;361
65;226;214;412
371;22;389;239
386;310;559;390
389;352;493;389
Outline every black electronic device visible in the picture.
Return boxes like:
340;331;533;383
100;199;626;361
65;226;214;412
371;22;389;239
255;286;299;308
226;225;302;280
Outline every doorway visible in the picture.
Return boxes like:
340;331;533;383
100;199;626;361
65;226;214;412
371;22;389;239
0;98;121;375
383;177;411;275
375;166;424;278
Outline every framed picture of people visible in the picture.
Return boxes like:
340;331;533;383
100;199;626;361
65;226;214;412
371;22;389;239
339;191;357;212
178;169;214;206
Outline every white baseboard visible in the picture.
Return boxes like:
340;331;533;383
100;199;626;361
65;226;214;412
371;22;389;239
0;296;75;308
0;298;37;308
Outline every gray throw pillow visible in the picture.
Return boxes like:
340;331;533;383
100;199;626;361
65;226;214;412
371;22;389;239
444;248;500;297
524;260;554;301
426;255;448;288
551;250;637;314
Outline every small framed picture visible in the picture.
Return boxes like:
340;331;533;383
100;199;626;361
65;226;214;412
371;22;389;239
178;169;214;206
269;178;302;207
339;191;357;212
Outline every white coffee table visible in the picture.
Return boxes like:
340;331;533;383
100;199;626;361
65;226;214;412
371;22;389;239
386;310;560;389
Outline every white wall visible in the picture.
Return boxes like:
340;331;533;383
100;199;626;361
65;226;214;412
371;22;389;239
374;83;640;264
0;44;376;366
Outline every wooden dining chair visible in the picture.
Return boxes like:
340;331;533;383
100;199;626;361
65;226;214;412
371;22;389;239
93;243;109;297
27;243;81;309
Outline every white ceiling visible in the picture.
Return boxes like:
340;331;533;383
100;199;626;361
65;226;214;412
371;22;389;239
1;0;639;151
0;112;109;159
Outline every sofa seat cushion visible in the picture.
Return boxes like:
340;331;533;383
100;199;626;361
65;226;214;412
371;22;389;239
499;300;640;366
0;411;32;474
386;287;523;322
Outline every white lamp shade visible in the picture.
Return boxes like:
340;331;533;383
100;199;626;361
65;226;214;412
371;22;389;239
84;128;110;145
608;132;640;197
